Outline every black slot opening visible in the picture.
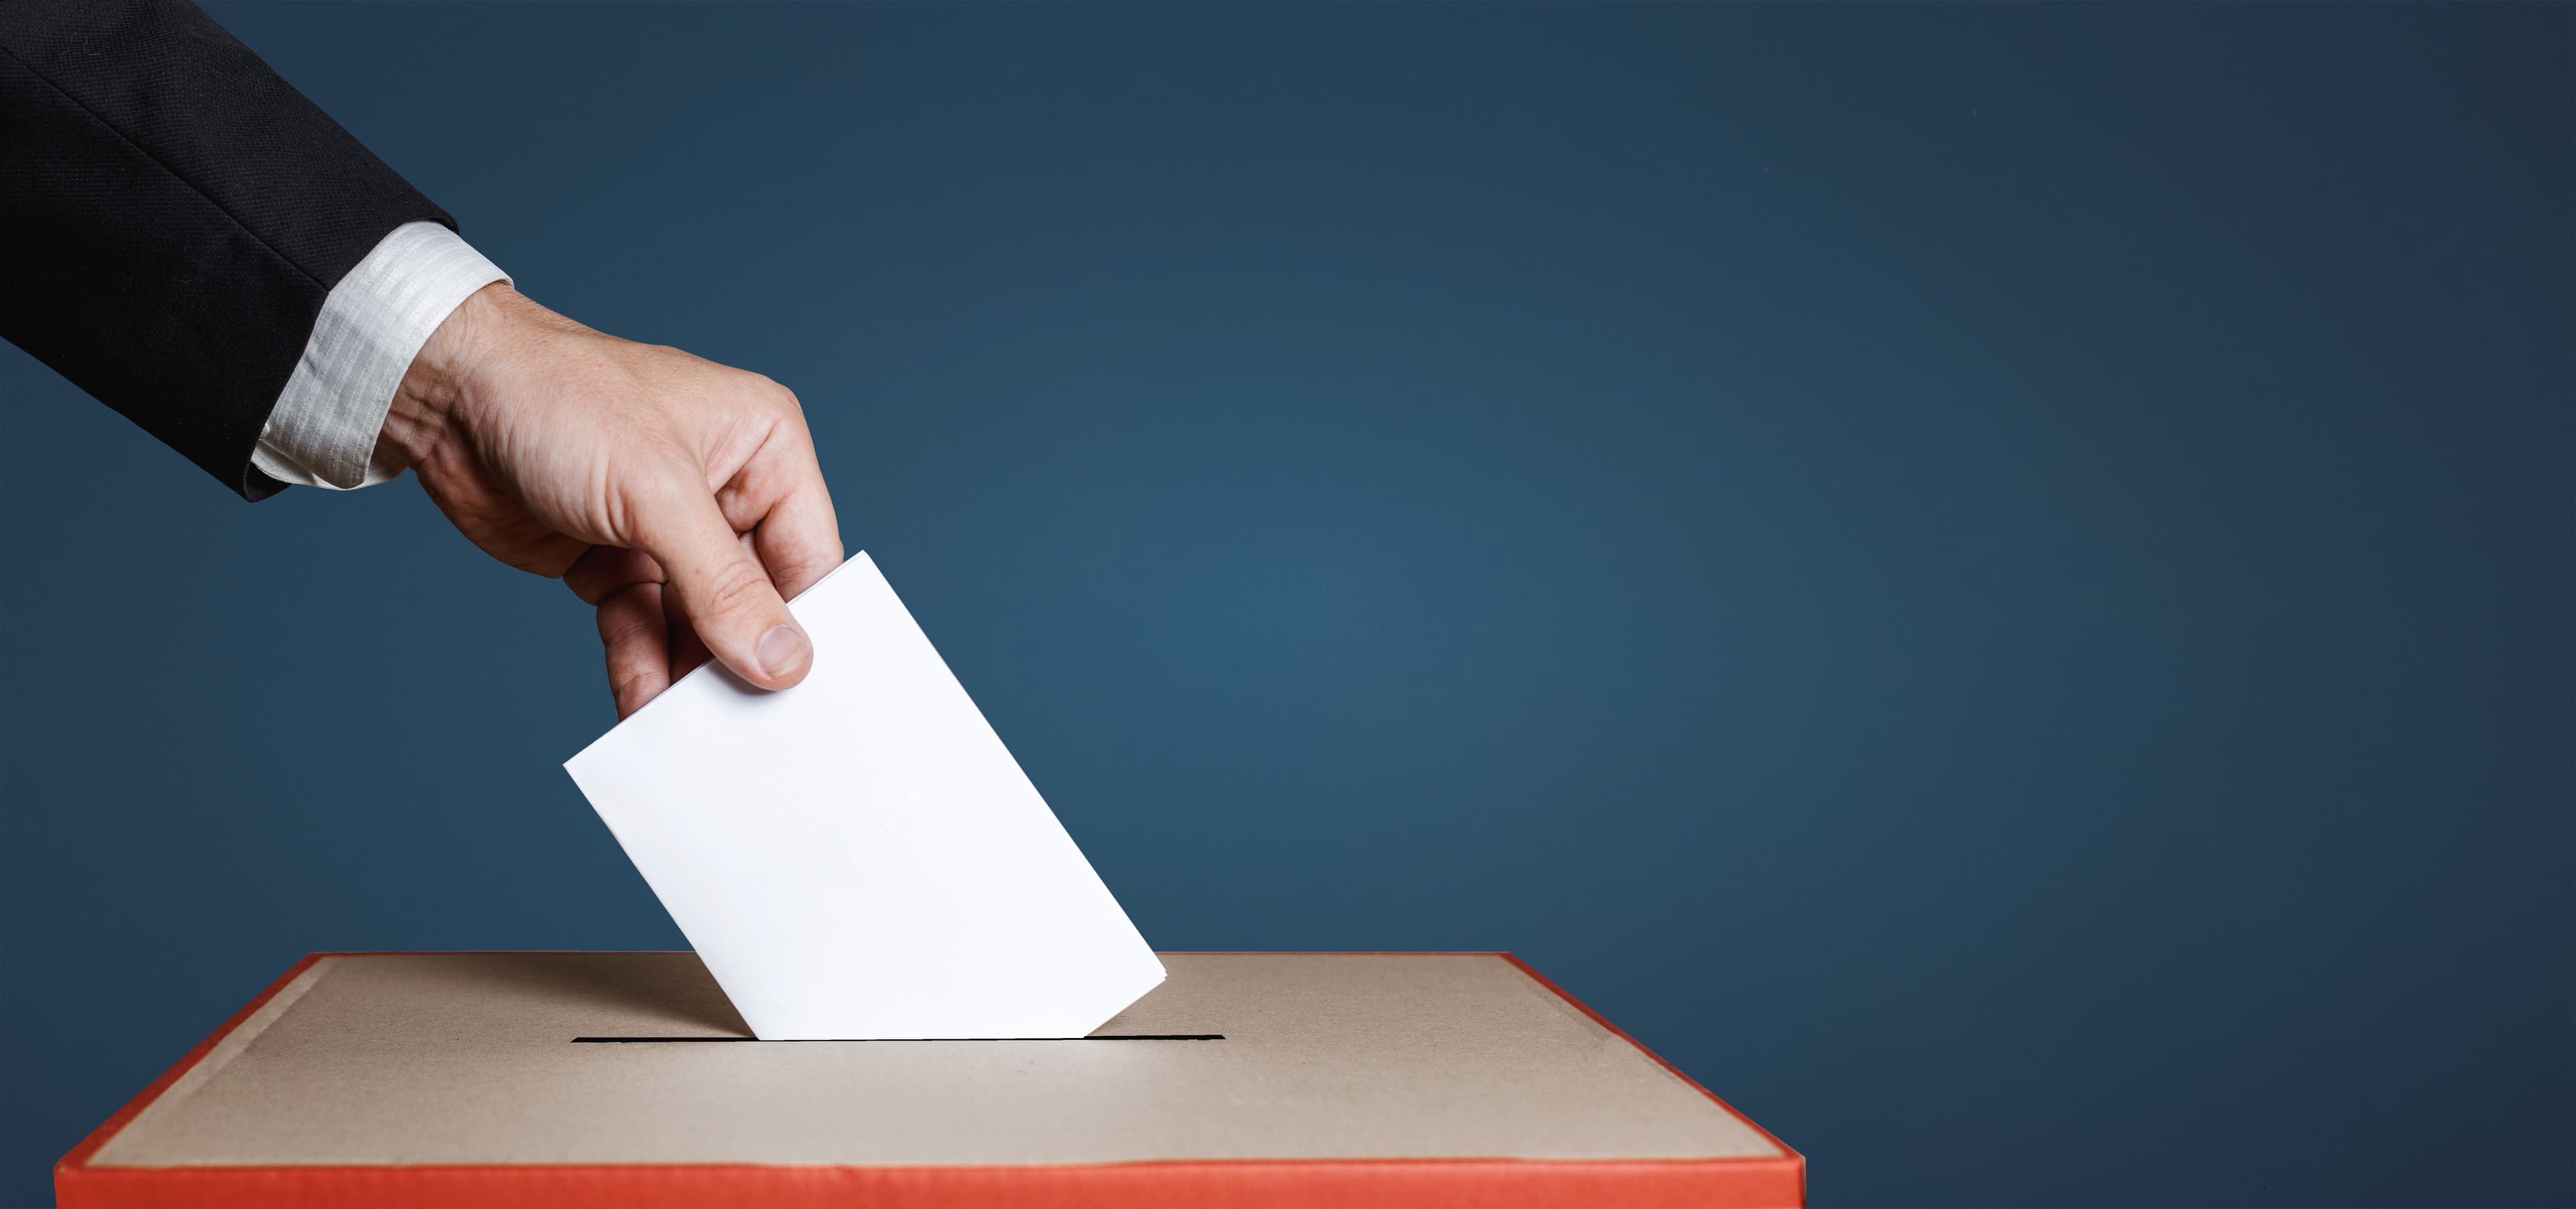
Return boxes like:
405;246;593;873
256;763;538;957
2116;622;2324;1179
572;1034;1224;1043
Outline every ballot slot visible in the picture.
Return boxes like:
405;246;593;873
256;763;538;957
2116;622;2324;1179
570;1034;1225;1043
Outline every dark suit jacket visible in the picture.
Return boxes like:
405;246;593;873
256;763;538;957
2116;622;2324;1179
0;0;451;500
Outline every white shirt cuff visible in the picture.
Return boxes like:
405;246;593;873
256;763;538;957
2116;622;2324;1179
252;222;510;490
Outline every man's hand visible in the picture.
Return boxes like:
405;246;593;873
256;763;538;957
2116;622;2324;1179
383;282;843;719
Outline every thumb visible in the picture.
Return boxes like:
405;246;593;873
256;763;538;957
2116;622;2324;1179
635;483;813;690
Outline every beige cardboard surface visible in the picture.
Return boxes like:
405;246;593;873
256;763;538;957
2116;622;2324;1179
94;953;1778;1167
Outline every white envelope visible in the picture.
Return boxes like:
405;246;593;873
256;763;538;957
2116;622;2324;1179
563;551;1165;1039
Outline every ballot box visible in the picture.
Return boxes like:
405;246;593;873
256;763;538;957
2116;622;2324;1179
58;951;1803;1208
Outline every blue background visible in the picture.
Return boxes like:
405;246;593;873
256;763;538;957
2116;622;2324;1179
3;4;2569;1205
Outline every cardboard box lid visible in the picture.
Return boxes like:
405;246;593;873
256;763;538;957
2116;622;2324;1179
63;952;1801;1208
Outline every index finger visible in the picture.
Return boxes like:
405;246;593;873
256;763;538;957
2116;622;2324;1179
720;412;843;602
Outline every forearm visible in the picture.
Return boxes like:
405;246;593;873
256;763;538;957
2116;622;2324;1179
0;0;453;498
0;0;840;719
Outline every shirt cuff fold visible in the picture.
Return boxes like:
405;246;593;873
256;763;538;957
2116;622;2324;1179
252;222;510;491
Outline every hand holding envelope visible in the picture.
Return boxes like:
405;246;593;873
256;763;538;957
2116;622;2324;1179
564;553;1165;1039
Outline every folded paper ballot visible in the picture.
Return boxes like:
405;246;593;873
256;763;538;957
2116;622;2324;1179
563;552;1165;1040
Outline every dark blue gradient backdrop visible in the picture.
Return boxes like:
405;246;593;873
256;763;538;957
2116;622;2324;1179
3;5;2569;1205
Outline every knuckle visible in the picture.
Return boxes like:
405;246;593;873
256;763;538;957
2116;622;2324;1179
590;603;649;649
608;673;659;716
696;558;773;621
598;578;655;609
621;465;706;537
640;463;700;507
757;374;803;415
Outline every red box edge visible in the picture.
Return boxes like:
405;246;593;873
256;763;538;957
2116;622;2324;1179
56;951;329;1176
56;951;1805;1209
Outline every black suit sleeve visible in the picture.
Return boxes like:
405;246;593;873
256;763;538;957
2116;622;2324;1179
0;0;453;500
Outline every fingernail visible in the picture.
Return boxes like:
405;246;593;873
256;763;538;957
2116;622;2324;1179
756;624;810;679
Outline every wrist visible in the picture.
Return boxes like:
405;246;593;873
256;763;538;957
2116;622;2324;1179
385;280;518;465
